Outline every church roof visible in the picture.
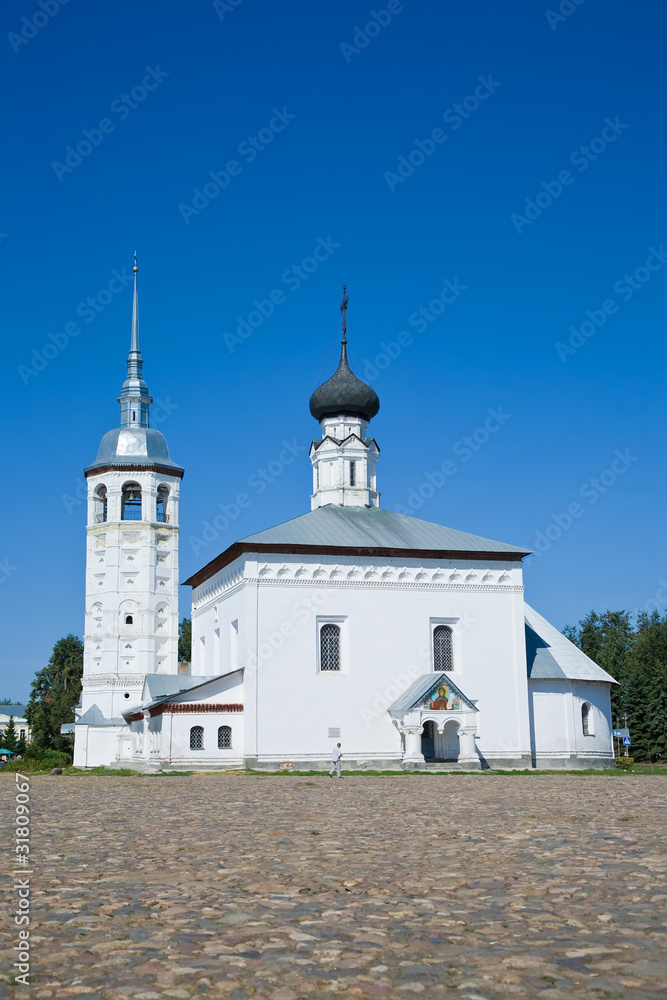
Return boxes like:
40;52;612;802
75;704;126;726
185;505;530;587
85;426;184;474
524;604;618;684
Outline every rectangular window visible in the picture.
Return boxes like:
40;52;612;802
349;461;356;486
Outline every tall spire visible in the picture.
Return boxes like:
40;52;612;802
118;253;152;428
130;251;140;353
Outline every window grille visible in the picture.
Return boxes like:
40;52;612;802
581;703;590;735
320;623;341;671
433;625;454;672
349;461;356;486
190;725;204;750
218;725;232;749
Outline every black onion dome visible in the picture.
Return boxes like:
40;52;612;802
309;342;380;422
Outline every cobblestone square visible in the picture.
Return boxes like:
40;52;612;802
4;774;667;999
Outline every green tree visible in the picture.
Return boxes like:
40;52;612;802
178;617;192;662
2;715;18;754
0;697;15;705
26;635;83;754
563;610;634;721
624;612;667;763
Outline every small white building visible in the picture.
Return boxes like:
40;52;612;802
71;278;617;770
0;705;31;749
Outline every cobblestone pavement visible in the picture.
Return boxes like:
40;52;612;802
2;774;667;1000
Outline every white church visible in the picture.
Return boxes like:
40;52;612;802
69;268;617;771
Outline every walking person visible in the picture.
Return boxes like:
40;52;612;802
329;742;342;778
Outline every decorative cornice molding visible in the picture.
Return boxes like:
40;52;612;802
248;577;523;593
85;464;184;480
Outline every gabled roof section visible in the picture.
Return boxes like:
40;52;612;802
76;704;126;726
185;505;530;588
124;669;244;718
524;604;618;684
388;673;478;713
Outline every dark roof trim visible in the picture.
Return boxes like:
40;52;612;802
84;464;185;479
184;542;525;588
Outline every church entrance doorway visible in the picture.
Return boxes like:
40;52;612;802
421;719;461;761
421;720;436;759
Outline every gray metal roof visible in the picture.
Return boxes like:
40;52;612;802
389;673;478;712
76;705;126;726
241;504;530;555
85;426;184;473
524;604;617;684
0;704;28;717
124;670;243;718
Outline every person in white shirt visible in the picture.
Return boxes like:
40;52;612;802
329;743;342;778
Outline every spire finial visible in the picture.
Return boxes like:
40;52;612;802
340;284;348;344
133;250;138;274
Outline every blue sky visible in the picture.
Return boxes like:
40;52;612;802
1;0;664;701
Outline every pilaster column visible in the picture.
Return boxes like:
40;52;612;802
402;725;425;763
143;714;150;761
459;728;478;761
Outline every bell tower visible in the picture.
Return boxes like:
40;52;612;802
74;258;184;767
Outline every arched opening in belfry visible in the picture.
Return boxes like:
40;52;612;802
121;482;142;521
94;484;107;523
156;485;169;523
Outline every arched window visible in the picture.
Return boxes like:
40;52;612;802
433;625;454;672
582;703;590;735
156;485;169;523
94;485;107;523
320;623;341;671
218;725;232;749
190;726;204;750
121;482;142;521
125;615;133;625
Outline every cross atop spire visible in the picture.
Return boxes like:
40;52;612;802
340;284;348;345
